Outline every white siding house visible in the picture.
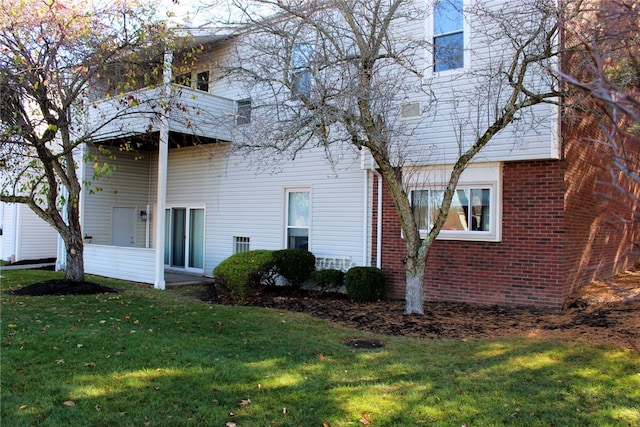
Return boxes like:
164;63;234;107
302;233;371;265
77;1;637;308
80;1;558;288
0;202;58;263
81;27;369;287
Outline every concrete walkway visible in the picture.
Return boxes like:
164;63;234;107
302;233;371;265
0;263;214;286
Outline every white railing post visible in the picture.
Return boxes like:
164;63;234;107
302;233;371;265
154;49;173;290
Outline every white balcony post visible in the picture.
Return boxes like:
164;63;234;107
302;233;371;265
154;49;173;290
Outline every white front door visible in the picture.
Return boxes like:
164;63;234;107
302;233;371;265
112;207;135;247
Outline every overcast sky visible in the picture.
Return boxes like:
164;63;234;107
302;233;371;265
159;0;269;27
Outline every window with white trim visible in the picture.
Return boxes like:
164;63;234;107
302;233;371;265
285;189;310;250
175;73;191;87
290;43;313;99
411;186;495;239
433;0;464;72
196;71;209;92
233;236;250;254
236;99;251;125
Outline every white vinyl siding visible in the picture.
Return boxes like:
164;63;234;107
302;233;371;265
82;146;152;248
0;202;58;262
146;143;366;277
84;245;155;284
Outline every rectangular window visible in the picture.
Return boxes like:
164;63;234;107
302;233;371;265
411;187;492;237
291;43;313;99
196;71;209;92
176;73;191;87
236;99;251;125
401;101;421;119
433;0;464;72
233;236;251;254
286;189;310;250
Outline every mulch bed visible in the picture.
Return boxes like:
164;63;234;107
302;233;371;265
11;280;118;296
199;280;640;350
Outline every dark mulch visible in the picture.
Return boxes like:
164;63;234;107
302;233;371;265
11;280;119;296
5;257;56;266
199;279;640;350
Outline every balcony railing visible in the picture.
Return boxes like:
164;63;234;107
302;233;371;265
87;85;236;143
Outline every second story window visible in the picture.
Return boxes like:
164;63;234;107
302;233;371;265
433;0;464;72
176;73;191;87
290;42;313;99
196;71;209;92
236;99;251;125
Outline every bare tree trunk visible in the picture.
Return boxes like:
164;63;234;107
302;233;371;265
404;255;425;315
64;237;85;282
63;192;84;283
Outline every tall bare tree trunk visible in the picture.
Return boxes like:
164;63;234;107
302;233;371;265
404;254;425;315
63;192;84;282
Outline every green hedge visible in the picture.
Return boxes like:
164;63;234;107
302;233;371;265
310;269;345;291
213;250;276;302
345;267;386;303
273;249;316;287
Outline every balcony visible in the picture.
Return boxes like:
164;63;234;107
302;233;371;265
87;84;236;144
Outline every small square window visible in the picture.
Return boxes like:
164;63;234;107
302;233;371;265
233;236;250;254
196;71;209;92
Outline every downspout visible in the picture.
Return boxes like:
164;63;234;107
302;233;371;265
373;170;382;269
145;203;151;249
10;203;18;262
362;169;368;266
154;49;173;290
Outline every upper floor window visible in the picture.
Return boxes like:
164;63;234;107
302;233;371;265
176;73;191;87
411;186;493;239
433;0;464;72
290;42;313;99
236;99;251;125
196;71;209;92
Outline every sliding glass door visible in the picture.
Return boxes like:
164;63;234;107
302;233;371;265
164;207;204;271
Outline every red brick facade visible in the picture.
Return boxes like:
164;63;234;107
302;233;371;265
374;139;639;307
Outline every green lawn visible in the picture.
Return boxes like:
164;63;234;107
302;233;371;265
1;270;638;426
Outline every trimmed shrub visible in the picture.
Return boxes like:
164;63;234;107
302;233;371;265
345;267;386;303
273;249;316;287
213;250;276;302
310;269;345;291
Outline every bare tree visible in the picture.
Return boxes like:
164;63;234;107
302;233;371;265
217;0;565;314
0;0;173;282
560;0;640;231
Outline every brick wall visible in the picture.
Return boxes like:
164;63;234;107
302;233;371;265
562;111;640;297
373;152;639;307
374;162;569;307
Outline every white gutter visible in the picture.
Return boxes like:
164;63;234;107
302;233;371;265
360;149;383;269
362;169;368;266
10;203;18;262
373;170;382;269
154;50;173;290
